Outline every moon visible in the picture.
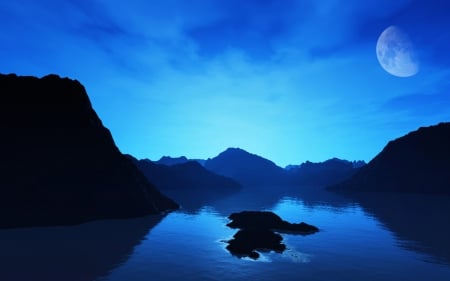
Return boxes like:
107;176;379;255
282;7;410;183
376;26;419;77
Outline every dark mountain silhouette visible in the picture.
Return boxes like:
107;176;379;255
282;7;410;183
284;164;299;170
155;155;206;167
0;73;178;228
0;215;163;281
155;156;189;166
288;158;365;187
128;155;241;209
192;159;207;166
203;148;363;189
330;122;450;194
204;148;287;186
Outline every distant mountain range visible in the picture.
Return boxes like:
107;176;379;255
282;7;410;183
330;122;450;195
5;72;449;229
288;158;365;187
155;156;206;166
155;156;189;166
286;159;365;170
0;74;177;228
152;147;364;188
129;155;241;208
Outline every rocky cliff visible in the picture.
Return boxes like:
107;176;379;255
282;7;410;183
0;74;178;228
330;123;450;194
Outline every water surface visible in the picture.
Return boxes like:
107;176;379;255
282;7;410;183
101;192;450;281
1;191;449;281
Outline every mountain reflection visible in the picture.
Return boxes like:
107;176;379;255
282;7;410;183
182;185;450;266
0;215;163;281
209;185;355;216
342;192;450;266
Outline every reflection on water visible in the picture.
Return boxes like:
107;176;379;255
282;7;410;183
1;189;449;281
101;190;450;281
0;215;163;281
350;192;450;266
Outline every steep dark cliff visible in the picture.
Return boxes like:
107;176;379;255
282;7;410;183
0;73;178;228
331;123;450;194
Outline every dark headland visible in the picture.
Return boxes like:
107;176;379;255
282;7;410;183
330;122;450;195
0;74;178;228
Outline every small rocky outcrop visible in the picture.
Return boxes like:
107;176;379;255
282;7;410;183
225;211;318;259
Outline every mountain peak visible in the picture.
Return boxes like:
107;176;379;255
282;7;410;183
156;156;189;166
204;148;285;186
219;147;271;160
222;147;248;154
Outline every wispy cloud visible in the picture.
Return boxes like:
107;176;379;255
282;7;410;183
1;0;449;165
382;90;450;118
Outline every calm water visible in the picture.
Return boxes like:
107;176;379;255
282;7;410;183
1;191;449;281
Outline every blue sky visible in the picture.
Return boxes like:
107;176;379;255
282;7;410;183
1;0;449;166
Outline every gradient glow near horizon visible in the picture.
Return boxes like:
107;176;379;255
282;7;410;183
1;0;450;166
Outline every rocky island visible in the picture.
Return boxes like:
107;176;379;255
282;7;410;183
225;211;318;259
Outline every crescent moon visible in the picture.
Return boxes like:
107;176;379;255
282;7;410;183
376;26;419;77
